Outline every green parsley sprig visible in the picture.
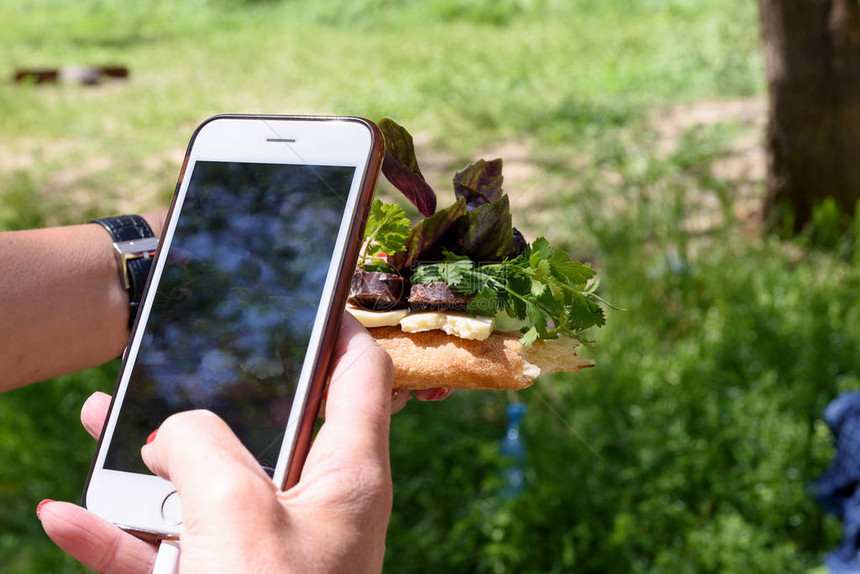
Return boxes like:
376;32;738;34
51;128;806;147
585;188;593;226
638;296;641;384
411;238;608;346
359;199;409;271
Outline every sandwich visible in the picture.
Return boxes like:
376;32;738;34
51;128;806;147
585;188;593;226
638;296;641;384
347;119;607;391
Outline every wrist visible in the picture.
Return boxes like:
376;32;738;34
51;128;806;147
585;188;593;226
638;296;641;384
90;215;159;330
141;209;167;238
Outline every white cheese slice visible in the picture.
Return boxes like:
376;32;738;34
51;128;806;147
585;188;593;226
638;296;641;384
346;305;409;328
399;311;448;333
400;311;495;341
442;313;495;341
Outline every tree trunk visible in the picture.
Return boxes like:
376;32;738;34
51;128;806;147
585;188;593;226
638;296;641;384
758;0;860;234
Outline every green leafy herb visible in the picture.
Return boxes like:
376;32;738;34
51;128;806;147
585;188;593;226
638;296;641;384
520;326;540;346
410;237;606;345
360;199;410;268
411;257;473;286
467;286;501;316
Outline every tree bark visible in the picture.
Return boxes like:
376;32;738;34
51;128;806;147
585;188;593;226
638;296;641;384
758;0;860;233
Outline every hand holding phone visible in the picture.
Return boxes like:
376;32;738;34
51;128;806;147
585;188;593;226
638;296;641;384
40;315;394;573
82;115;383;538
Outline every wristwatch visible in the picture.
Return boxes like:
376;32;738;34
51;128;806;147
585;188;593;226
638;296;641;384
91;215;159;329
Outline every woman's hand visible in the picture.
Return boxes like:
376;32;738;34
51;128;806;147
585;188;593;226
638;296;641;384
39;315;395;573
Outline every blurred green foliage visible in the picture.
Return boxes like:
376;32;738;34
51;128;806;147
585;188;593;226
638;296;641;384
0;366;118;573
0;0;850;572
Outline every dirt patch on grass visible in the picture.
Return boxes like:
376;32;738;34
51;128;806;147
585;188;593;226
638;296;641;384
654;97;767;234
404;97;769;247
374;132;555;238
3;98;769;240
407;133;538;200
655;98;766;157
397;132;570;242
0;137;182;224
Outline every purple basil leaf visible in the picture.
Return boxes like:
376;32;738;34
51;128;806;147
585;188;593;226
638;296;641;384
379;118;436;217
388;198;468;271
453;158;504;211
457;194;518;262
512;227;527;255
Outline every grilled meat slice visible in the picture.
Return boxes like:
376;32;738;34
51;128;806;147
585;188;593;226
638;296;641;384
408;282;471;311
349;269;408;311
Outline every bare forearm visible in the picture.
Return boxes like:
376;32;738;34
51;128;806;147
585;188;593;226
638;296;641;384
0;212;164;391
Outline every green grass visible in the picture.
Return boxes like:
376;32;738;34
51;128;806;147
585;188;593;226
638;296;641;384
0;0;763;221
0;367;118;574
6;1;849;573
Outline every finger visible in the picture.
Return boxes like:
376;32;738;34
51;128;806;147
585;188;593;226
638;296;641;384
413;387;451;402
81;391;112;440
296;315;393;571
390;388;411;414
140;410;278;526
295;314;393;508
300;313;396;421
38;500;157;574
320;313;393;453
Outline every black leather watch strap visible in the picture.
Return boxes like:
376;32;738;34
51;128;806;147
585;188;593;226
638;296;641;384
126;255;152;325
91;214;153;242
90;215;157;330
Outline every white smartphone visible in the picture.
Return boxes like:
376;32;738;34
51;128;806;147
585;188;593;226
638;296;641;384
83;115;383;539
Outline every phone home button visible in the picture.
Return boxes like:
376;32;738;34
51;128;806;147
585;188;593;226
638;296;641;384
161;491;183;526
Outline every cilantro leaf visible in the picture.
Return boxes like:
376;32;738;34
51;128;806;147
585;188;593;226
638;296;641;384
504;272;530;320
550;249;596;286
411;259;473;287
526;301;548;337
361;200;410;262
520;326;540;346
495;239;608;344
530;237;552;260
569;291;606;331
467;286;501;317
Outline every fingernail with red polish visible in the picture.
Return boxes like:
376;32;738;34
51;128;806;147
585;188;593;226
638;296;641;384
146;429;158;445
36;499;54;519
426;387;449;401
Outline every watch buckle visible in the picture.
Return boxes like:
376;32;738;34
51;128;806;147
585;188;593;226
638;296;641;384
113;237;159;290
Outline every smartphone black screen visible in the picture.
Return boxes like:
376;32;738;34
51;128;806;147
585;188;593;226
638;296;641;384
104;160;355;475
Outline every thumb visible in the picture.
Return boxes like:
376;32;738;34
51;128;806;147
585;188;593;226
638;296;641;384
140;410;279;527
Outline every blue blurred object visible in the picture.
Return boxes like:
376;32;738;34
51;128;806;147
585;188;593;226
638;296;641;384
500;402;527;499
813;392;860;573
